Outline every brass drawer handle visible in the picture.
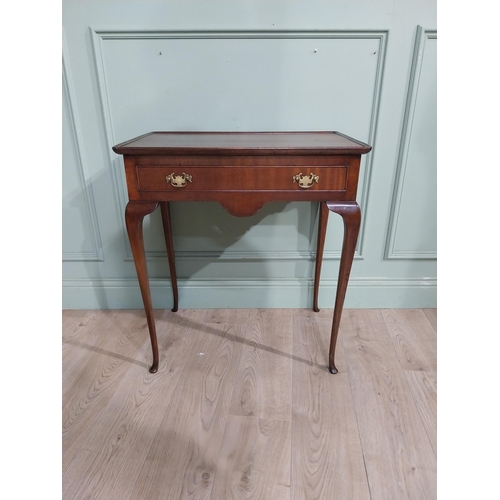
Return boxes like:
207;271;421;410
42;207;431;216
166;172;192;188
292;172;319;189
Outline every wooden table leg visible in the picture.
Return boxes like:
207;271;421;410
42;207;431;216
125;201;160;373
326;201;361;374
159;202;179;312
313;201;329;312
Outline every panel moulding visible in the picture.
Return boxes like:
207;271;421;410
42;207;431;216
384;26;437;260
90;29;387;261
63;31;104;262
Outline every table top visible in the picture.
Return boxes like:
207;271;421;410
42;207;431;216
113;131;372;156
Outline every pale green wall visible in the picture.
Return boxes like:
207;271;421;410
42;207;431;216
62;0;437;309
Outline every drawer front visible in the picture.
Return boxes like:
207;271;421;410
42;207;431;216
136;165;348;193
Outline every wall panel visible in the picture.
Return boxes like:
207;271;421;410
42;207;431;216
92;30;386;262
62;42;104;261
385;27;437;259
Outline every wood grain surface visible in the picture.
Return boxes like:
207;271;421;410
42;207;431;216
62;310;206;499
292;309;370;500
128;312;246;500
341;309;437;500
381;309;437;372
229;309;293;420
423;308;437;333
62;308;437;500
211;416;291;500
404;370;437;456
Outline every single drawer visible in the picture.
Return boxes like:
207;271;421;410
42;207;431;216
136;165;348;193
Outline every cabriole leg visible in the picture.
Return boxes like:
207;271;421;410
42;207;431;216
125;201;160;373
313;201;329;312
326;201;361;374
159;202;179;312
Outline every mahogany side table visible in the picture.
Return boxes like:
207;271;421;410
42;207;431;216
112;132;372;374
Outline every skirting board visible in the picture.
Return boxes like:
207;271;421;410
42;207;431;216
62;278;436;309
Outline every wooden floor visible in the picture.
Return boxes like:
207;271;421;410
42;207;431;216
62;308;437;500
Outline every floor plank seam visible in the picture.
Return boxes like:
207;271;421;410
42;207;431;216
423;310;437;335
379;309;413;373
404;369;437;459
342;334;374;500
209;321;247;500
290;309;296;500
122;313;199;500
208;415;229;500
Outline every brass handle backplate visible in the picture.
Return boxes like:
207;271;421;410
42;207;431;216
166;172;192;188
292;172;319;189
